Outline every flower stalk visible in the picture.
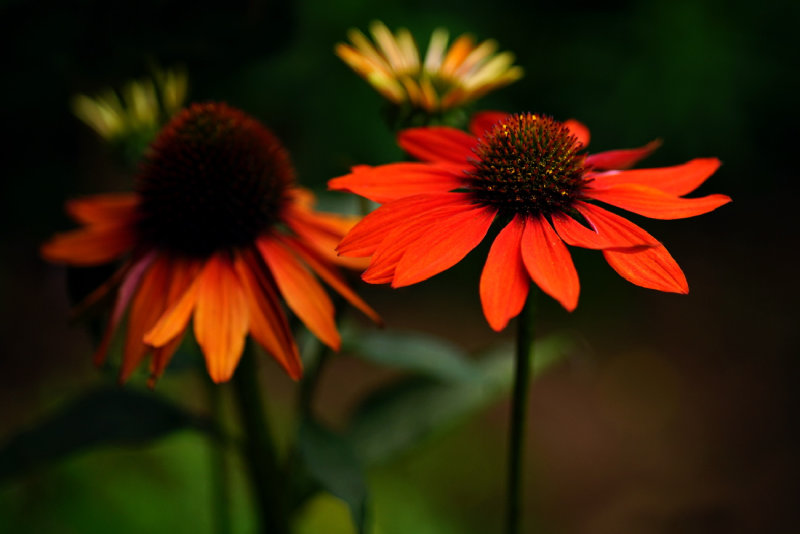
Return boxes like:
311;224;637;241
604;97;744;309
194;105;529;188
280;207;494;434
506;292;535;534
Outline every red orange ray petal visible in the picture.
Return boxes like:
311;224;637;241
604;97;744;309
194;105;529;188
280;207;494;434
520;216;580;311
585;183;731;220
329;162;466;203
588;158;721;196
398;126;477;164
480;215;529;331
585;140;661;170
603;244;688;294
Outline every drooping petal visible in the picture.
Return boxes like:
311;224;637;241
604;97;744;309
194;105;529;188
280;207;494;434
520;216;579;311
552;211;655;250
469;111;509;137
193;254;250;383
337;193;466;257
329;162;466;203
279;235;382;325
41;223;137;266
147;257;202;384
144;265;202;348
572;202;661;249
234;252;302;380
65;193;139;224
93;251;157;366
603;244;688;294
585;183;731;220
397;126;477;164
563;119;590;148
588;158;721;196
258;237;340;350
585;140;661;170
392;204;496;287
480;215;529;331
120;255;172;381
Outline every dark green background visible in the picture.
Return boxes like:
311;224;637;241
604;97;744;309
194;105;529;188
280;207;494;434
1;0;798;532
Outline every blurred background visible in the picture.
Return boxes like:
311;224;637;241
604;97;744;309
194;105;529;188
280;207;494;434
1;0;798;532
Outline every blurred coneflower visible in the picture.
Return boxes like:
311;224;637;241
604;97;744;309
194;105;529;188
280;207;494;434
336;21;523;116
330;111;730;331
43;102;379;385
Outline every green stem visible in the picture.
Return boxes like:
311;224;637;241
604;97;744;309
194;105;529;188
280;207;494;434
298;345;331;419
506;294;535;534
231;343;290;534
206;379;232;534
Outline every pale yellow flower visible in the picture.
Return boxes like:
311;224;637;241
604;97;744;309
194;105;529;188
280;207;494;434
71;67;188;142
336;21;523;113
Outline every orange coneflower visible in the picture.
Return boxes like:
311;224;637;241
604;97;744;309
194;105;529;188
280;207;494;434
336;21;523;113
43;102;379;385
329;111;731;331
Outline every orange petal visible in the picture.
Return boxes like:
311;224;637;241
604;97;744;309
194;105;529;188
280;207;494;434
93;252;157;365
337;193;464;257
469;111;509;137
120;255;172;382
588;158;721;196
585;140;661;170
585;183;731;220
329;162;466;203
193;254;250;383
279;235;382;325
41;223;136;266
552;209;656;250
392;204;496;287
258;237;340;350
235;252;302;380
520;216;580;311
480;216;529;331
603;244;688;294
144;264;202;348
572;202;661;249
397;127;477;164
65;193;140;224
564;119;590;148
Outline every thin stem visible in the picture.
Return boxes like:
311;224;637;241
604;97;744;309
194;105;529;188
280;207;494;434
298;345;331;419
231;343;290;534
205;379;232;534
505;293;535;534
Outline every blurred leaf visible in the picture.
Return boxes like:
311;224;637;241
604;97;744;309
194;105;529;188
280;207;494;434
342;326;477;383
294;494;359;534
0;387;216;480
298;419;370;534
347;335;572;465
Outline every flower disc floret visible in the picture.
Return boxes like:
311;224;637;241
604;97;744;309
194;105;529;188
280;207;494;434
467;113;586;217
136;102;294;257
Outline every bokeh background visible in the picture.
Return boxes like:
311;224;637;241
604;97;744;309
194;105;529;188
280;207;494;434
1;0;798;532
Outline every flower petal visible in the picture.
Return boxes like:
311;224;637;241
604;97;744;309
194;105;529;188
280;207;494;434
520;216;579;311
572;202;661;248
234;252;302;380
65;193;139;224
563;119;590;148
258;237;340;350
120;255;172;381
279;235;382;325
193;254;250;383
41;223;137;266
588;158;721;196
585;140;661;170
469;111;509;137
329;162;466;203
397;126;477;164
392;204;496;287
603;244;688;294
337;193;466;257
585;183;731;220
552;210;656;250
480;215;529;331
144;263;202;348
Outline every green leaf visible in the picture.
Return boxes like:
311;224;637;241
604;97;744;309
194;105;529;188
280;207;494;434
347;335;573;465
0;387;216;481
298;419;370;534
342;326;477;383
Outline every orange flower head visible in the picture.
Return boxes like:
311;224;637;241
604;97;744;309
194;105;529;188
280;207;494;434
329;111;731;331
43;102;379;385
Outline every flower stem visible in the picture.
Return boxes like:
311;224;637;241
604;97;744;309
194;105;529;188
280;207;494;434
506;293;535;534
231;343;290;534
205;379;232;534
